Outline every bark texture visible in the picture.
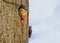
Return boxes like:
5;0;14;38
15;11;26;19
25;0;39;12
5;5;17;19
0;0;29;43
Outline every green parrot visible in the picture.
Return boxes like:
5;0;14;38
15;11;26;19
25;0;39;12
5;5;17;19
19;8;27;17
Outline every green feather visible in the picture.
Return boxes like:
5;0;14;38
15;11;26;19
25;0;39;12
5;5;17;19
18;8;27;16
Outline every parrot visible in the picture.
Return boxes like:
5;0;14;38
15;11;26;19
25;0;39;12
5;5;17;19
18;5;27;21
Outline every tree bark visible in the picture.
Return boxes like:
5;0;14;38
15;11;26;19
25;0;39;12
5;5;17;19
0;0;29;43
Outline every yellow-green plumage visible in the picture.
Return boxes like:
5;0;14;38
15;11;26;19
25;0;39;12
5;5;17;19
19;8;27;16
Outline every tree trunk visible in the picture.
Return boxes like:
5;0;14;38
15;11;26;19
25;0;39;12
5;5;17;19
0;0;29;43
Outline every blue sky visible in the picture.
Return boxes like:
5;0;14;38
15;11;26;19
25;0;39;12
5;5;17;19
29;0;60;43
